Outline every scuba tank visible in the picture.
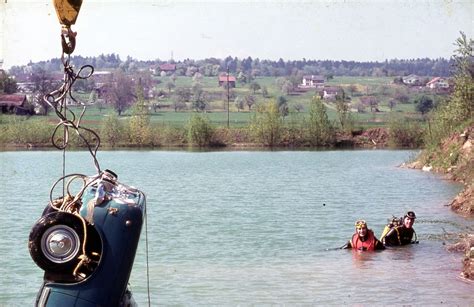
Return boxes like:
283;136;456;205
380;216;403;241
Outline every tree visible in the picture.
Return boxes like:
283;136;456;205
171;96;187;112
361;96;379;112
276;96;289;117
244;94;256;111
336;100;352;132
104;71;136;116
249;81;261;94
354;102;366;113
128;87;151;145
166;80;176;94
294;103;304;113
191;82;208;112
234;96;244;112
250;101;282;147
237;71;247;84
308;96;333;146
324;73;334;81
134;72;154;99
89;90;97;105
90;90;106;113
388;99;397;111
393;89;410;104
275;77;286;90
449;32;473;121
31;67;55;115
415;96;434;115
175;87;192;103
424;32;473;148
193;72;203;82
0;74;18;94
281;80;293;95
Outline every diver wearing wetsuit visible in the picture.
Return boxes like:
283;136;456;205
344;220;385;251
381;211;417;246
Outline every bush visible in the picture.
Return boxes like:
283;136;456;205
307;96;333;146
186;114;214;147
0;116;51;145
100;113;123;147
249;101;282;147
388;115;424;148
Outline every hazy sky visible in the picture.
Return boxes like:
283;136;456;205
1;0;472;69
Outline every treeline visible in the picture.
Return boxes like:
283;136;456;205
9;54;453;77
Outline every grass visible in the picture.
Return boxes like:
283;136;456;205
327;76;394;86
2;76;432;132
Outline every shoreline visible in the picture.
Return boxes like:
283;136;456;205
401;124;473;280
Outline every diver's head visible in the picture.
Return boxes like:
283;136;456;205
355;220;368;238
403;211;416;228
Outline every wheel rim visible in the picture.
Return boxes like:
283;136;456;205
41;224;81;264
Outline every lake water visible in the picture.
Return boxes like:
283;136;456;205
0;150;472;305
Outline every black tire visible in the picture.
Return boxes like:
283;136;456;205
28;212;84;274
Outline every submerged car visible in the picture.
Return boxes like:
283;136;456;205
29;170;146;306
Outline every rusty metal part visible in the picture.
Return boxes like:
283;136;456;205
53;0;83;27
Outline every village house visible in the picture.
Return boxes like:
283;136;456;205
300;75;325;88
92;71;113;87
16;82;35;93
426;77;449;89
218;74;236;88
0;94;31;115
402;74;421;86
319;86;340;100
149;63;176;76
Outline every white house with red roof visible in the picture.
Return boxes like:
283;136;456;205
426;77;449;89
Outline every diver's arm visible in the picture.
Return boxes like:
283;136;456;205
342;241;352;249
382;228;396;240
375;239;385;250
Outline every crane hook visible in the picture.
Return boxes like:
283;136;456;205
53;0;83;55
61;26;77;55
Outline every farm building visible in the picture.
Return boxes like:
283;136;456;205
218;74;236;88
301;75;325;88
0;94;31;115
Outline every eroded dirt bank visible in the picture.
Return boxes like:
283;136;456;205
402;124;473;280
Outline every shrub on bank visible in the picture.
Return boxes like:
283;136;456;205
388;115;424;148
0;116;51;145
100;113;124;147
186;114;214;147
1;113;433;149
250;101;283;147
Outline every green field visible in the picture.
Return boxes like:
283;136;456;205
148;75;424;127
4;76;433;131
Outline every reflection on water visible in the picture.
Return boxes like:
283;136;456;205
0;150;472;305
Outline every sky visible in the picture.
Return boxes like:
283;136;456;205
0;0;472;69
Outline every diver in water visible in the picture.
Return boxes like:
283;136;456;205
381;211;417;246
343;220;385;251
